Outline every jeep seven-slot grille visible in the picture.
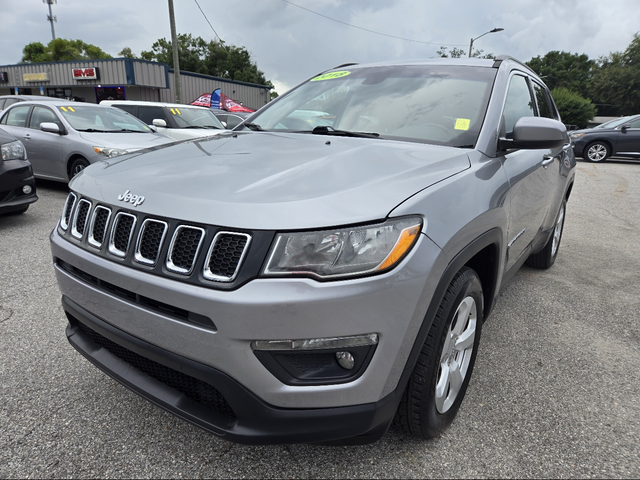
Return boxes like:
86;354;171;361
109;213;136;257
59;196;253;288
167;226;204;274
73;319;236;421
204;232;251;282
135;219;167;265
71;199;91;238
61;193;77;230
88;206;111;248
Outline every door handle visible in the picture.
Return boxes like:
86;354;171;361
562;143;572;151
542;155;554;167
23;134;31;140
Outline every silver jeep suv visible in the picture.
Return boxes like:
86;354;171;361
50;56;575;445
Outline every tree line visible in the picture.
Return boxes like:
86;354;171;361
20;35;277;99
19;33;640;127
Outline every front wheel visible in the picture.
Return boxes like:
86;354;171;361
69;157;90;180
584;142;610;162
395;267;483;439
525;199;566;269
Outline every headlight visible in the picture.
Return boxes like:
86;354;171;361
1;140;27;161
263;216;423;280
93;146;127;158
569;132;584;139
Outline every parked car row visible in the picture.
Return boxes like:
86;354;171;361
0;98;250;187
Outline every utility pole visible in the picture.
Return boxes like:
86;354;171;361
44;0;57;40
168;0;181;103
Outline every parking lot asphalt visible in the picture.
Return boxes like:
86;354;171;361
1;160;639;478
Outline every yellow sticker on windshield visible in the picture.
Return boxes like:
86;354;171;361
170;108;176;114
311;70;351;81
175;108;181;115
455;118;470;130
68;106;75;112
60;106;68;112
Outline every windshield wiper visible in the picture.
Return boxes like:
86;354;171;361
311;126;379;138
182;125;221;129
76;128;112;132
117;128;145;133
244;122;264;131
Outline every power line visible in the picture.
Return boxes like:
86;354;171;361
281;0;467;47
193;0;222;42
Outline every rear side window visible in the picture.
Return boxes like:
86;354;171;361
114;105;137;115
226;115;244;129
502;74;535;138
4;98;20;108
138;106;167;125
532;82;557;119
1;105;31;127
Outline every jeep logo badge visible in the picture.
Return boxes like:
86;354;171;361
117;189;145;207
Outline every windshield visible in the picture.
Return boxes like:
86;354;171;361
245;65;497;147
596;117;630;129
58;105;152;133
170;107;224;129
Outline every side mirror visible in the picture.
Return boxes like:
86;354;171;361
621;125;629;133
499;117;566;151
152;119;167;128
40;122;60;134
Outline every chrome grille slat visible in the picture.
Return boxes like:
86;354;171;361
166;226;205;275
135;219;168;266
71;199;92;239
60;193;77;231
203;232;251;282
88;206;112;248
108;212;137;258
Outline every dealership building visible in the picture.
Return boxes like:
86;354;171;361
0;58;271;110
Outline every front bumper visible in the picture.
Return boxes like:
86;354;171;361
64;295;402;444
51;225;444;443
0;160;38;214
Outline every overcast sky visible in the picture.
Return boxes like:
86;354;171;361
1;0;639;96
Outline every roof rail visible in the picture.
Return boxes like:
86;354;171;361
492;55;537;76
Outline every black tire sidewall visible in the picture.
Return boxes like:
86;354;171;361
417;269;484;438
70;158;90;179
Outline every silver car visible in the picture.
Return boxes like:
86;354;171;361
0;101;173;182
101;100;226;141
50;56;576;445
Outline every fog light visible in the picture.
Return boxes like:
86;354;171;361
336;351;355;370
22;185;32;195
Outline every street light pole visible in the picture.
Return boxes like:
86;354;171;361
44;0;57;40
168;0;182;103
469;27;504;58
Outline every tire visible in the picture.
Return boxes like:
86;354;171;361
69;157;90;179
525;199;566;269
584;142;610;162
395;267;483;439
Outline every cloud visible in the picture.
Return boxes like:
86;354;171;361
2;0;639;95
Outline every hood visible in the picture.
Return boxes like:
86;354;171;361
71;132;470;230
78;131;173;151
165;128;225;140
